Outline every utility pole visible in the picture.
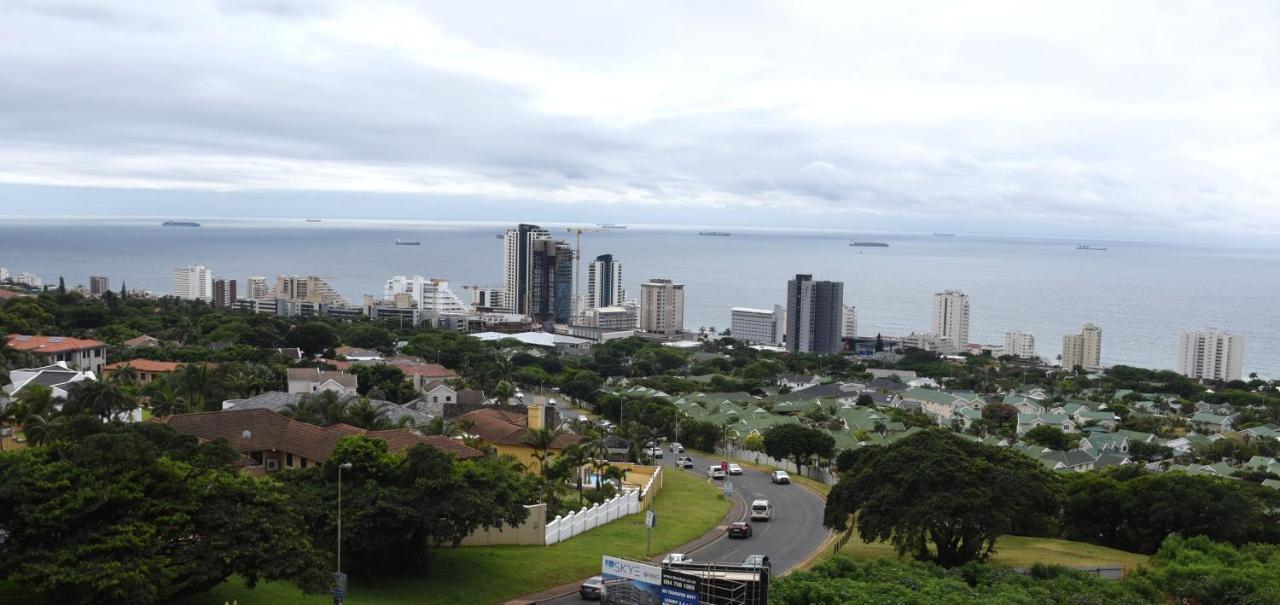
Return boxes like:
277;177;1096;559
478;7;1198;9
333;462;353;605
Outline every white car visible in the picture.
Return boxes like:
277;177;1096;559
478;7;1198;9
707;466;726;480
771;470;791;484
727;463;743;475
750;499;773;521
669;442;685;453
645;446;664;459
663;553;693;565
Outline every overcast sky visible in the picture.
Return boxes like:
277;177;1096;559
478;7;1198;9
2;0;1278;238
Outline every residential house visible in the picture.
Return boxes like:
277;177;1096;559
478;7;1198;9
387;358;458;392
403;380;487;417
223;391;432;426
1190;412;1236;434
5;334;107;375
275;347;304;361
1016;413;1077;435
1073;409;1120;432
1078;433;1130;455
102;359;184;384
123;334;162;349
286;368;359;395
3;362;96;399
1038;449;1098;472
454;404;583;471
898;388;983;423
156;408;481;473
867;378;909;394
778;374;822;391
335;346;383;361
1243;425;1280;443
866;369;918;382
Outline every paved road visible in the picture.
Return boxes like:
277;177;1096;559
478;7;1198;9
544;449;829;603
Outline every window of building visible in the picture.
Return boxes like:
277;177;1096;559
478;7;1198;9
286;453;294;467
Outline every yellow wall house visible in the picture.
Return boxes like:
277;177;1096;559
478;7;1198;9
456;404;582;472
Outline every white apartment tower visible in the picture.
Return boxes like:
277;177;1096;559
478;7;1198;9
383;275;468;316
1061;323;1103;370
842;305;858;340
639;278;685;335
932;290;970;352
172;265;213;301
1004;331;1036;359
1177;329;1244;382
246;276;272;300
0;267;8;281
730;305;785;345
586;254;625;311
502;223;552;315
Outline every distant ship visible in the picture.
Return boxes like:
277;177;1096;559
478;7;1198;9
698;231;731;236
598;223;627;229
1076;244;1108;251
161;221;200;227
395;240;421;246
306;219;322;223
850;241;889;247
933;233;956;237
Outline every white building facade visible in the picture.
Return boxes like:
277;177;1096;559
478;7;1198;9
842;305;858;340
932;290;970;352
581;305;637;331
246;276;272;300
383;275;468;316
172;265;213;301
1004;331;1036;359
730;306;785;345
1178;328;1244;381
1061;323;1103;370
586;254;625;312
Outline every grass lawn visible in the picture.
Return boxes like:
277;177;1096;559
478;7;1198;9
173;465;730;605
821;531;1149;573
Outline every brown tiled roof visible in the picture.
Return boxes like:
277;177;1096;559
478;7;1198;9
6;334;106;354
123;335;160;348
455;407;582;450
0;290;30;300
103;359;183;373
155;409;482;461
286;367;358;388
336;346;382;358
388;357;458;378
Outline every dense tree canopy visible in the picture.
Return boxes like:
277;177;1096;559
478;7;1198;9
762;423;836;475
826;430;1059;567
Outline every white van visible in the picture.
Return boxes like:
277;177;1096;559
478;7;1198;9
750;499;773;521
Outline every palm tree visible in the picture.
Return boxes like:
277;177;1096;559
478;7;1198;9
23;413;66;446
66;379;131;421
345;397;391;430
0;399;19;451
281;390;349;426
558;443;590;508
16;384;56;419
493;381;516;405
146;378;191;417
174;363;219;411
524;427;561;476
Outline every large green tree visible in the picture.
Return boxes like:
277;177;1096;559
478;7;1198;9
825;430;1059;567
762;423;836;476
0;428;324;604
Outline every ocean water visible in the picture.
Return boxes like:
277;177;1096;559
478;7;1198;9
1;217;1277;378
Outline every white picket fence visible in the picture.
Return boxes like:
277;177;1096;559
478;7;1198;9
544;468;661;545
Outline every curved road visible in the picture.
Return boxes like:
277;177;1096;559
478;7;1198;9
545;450;829;604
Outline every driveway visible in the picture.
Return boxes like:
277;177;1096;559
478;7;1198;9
542;450;830;603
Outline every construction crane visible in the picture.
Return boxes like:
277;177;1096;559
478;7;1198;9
566;227;607;321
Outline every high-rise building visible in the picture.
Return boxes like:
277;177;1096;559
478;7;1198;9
502;223;552;315
639;278;685;335
89;275;109;297
586;254;625;311
16;272;42;288
468;286;506;311
1177;328;1244;382
1004;330;1036;359
172;265;213;301
246;276;272;300
275;275;346;306
786;274;844;354
581;306;637;331
730;306;785;345
0;267;8;281
932;290;970;352
842;305;858;340
212;278;237;308
1061;323;1103;370
383;275;468;316
527;239;574;324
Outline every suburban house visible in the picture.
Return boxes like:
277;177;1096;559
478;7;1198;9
1039;449;1098;472
778;374;822;391
1189;412;1236;434
155;408;482;474
101;359;184;384
123;334;162;349
5;334;107;375
1078;433;1130;455
286;368;359;395
3;362;97;399
275;347;304;361
223;391;432;426
454;404;582;471
866;369;918;382
386;358;458;392
1016;412;1077;435
335;346;383;361
898;388;984;423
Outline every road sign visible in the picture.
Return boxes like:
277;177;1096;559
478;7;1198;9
723;481;733;497
646;510;656;528
720;461;729;472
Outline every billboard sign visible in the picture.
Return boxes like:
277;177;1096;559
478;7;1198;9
602;556;662;601
660;569;702;605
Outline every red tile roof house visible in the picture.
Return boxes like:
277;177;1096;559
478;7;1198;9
387;357;459;392
155;408;482;474
6;334;107;375
101;359;185;384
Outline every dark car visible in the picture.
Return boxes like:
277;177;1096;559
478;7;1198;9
727;521;753;539
743;554;772;570
579;575;605;600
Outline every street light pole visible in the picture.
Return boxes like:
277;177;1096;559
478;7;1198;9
334;462;353;605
